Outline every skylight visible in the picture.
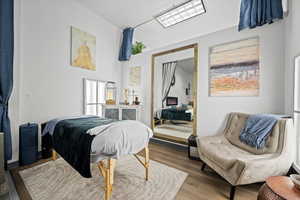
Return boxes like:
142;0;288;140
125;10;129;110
155;0;206;28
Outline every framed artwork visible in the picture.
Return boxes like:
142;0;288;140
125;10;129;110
209;37;260;97
129;66;141;87
71;26;96;71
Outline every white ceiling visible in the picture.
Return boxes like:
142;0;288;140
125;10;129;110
74;0;240;50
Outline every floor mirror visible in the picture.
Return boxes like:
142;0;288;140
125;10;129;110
151;44;198;144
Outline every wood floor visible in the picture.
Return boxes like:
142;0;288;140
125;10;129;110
3;172;20;200
144;142;261;200
10;141;261;200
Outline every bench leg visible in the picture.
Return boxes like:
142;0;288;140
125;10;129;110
52;150;57;161
134;146;150;181
99;147;149;200
230;186;236;200
98;159;116;200
105;159;115;200
144;147;149;181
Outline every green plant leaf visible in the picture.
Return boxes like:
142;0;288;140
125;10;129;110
132;41;146;55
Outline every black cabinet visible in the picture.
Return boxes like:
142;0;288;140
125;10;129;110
188;135;200;160
19;123;38;165
41;122;52;159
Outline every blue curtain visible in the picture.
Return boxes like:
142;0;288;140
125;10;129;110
118;27;134;61
0;0;14;160
239;0;283;31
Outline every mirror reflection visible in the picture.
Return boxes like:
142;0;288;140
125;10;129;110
152;46;197;144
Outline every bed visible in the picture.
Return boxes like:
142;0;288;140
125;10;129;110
42;116;153;200
155;107;192;122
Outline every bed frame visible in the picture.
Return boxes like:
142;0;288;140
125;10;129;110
52;147;150;200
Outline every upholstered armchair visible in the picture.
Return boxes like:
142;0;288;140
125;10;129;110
197;113;295;200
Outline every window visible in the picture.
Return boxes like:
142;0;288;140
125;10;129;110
84;79;106;116
155;0;206;28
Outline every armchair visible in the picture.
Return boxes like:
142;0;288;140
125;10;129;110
197;113;295;200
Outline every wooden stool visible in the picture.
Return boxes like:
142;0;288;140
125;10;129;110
258;176;300;200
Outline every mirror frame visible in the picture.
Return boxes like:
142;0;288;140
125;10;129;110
150;44;198;144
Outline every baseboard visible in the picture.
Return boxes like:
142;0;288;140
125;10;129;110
291;163;300;174
7;151;42;170
150;138;188;151
7;161;19;170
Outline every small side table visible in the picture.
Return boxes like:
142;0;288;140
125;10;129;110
188;135;200;160
258;176;300;200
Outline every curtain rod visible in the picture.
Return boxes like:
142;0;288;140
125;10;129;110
133;17;155;29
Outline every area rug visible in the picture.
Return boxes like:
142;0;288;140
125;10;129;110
18;156;187;200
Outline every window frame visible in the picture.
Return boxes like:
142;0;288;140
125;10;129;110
83;78;106;116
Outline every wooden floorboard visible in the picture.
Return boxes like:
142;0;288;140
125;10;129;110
10;142;260;200
144;143;261;200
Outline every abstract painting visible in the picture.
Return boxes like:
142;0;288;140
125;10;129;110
129;66;141;87
209;37;260;96
71;26;96;70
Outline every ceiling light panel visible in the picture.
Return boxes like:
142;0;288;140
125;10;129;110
156;0;206;28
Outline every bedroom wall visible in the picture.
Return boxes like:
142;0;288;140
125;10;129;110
284;0;300;167
153;62;193;111
284;0;300;114
168;66;193;106
10;0;122;162
9;0;22;163
122;22;286;137
152;49;194;112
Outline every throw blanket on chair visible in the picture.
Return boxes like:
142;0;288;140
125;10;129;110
239;114;279;149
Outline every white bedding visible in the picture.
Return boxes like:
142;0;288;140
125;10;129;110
90;120;153;162
43;116;153;163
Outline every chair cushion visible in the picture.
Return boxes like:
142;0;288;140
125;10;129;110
198;135;275;171
224;113;281;155
198;135;251;170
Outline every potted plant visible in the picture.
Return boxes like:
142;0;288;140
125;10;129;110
132;41;146;55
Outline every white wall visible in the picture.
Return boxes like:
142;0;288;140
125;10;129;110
285;0;300;114
153;49;194;111
10;0;122;162
153;61;193;111
122;22;286;136
122;54;152;125
284;0;300;166
9;0;22;163
168;66;193;106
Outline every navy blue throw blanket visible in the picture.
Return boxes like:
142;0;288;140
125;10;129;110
239;0;283;31
239;114;279;149
52;117;114;178
0;0;14;160
119;27;134;61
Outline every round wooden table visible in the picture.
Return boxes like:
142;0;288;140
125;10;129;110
258;176;300;200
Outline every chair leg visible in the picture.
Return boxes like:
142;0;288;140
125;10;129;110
201;163;206;171
230;186;236;200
